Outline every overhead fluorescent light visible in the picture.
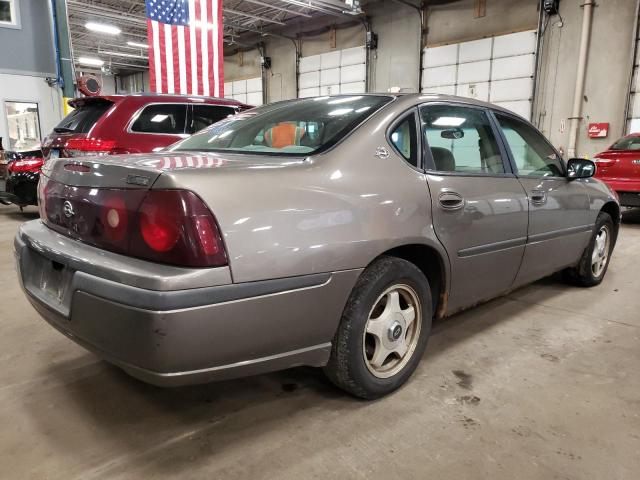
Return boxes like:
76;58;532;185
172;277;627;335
85;22;121;35
127;41;149;49
77;57;104;67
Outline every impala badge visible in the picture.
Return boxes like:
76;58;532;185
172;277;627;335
375;147;390;159
63;200;75;218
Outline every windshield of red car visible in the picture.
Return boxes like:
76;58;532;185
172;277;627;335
610;136;640;151
168;95;393;156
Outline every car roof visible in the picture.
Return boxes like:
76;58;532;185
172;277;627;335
68;93;250;109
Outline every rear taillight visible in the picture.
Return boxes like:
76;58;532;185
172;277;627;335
8;158;44;173
40;179;227;268
64;138;117;157
131;190;227;267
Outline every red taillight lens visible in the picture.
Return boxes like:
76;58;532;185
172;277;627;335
9;158;44;173
64;138;117;157
131;190;227;267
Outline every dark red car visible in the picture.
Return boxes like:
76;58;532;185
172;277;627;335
594;134;640;207
41;94;251;159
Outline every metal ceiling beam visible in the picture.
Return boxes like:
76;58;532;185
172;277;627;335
223;7;286;25
239;0;312;18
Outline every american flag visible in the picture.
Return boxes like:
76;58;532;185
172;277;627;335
145;0;223;97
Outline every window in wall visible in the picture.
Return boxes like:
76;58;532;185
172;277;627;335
130;104;187;134
421;104;505;174
5;102;41;151
496;113;564;177
0;0;19;28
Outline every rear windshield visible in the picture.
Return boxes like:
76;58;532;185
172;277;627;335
168;95;393;156
53;100;113;134
610;136;640;151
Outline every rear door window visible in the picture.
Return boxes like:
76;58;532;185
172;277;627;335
130;104;188;134
189;105;236;133
390;114;419;167
54;101;113;134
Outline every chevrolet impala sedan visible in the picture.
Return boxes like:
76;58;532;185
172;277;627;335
15;94;619;399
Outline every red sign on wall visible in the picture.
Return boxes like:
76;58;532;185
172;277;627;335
588;123;609;139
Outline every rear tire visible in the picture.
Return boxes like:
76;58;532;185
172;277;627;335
564;212;616;287
324;256;432;399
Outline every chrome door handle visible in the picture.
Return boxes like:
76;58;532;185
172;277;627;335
530;189;547;205
438;192;464;210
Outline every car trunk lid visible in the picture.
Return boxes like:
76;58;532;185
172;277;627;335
594;150;640;181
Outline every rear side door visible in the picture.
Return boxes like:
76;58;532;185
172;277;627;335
124;103;189;152
420;103;529;313
492;111;591;286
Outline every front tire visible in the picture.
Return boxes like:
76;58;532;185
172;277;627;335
564;212;616;287
324;256;432;399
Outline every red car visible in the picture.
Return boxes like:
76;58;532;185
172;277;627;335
41;94;251;159
594;134;640;207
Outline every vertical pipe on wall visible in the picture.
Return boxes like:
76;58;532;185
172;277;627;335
567;0;595;158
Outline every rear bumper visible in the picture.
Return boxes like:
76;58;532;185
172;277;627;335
3;171;39;206
15;221;360;386
617;191;640;207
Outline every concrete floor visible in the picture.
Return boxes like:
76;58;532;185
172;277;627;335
0;204;638;480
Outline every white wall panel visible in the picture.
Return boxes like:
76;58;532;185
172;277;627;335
299;71;320;89
299;55;321;73
493;31;536;58
422;65;457;87
299;87;320;98
456;82;490;101
457;60;490;84
321;68;341;86
423;44;458;68
340;46;366;66
341;64;366;84
321;50;341;69
490;78;532;102
458;38;492;63
491;54;535;80
421;85;456;95
232;80;247;94
494;100;531;119
246;91;263;106
339;81;366;94
246;77;262;93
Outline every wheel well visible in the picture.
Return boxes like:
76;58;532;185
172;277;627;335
383;244;447;318
601;201;621;226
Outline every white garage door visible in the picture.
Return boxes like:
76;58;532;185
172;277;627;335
421;30;537;120
224;77;263;106
298;46;367;98
628;43;640;133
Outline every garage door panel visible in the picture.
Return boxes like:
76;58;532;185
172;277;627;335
246;91;263;106
320;84;340;95
421;85;456;95
224;82;233;94
493;31;536;58
339;81;365;94
459;38;492;63
299;55;321;73
340;46;366;66
320;68;341;86
299;71;320;89
422;65;457;87
299;87;320;98
423;44;458;68
457;60;490;84
232;93;247;104
630;93;640;119
490;78;533;102
232;80;247;94
321;51;341;69
456;82;490;101
629;118;640;133
341;64;366;84
492;54;535;80
246;77;262;93
494;100;531;119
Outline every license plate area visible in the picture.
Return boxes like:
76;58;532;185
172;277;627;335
22;249;74;317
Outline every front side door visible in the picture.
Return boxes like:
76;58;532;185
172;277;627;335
493;112;592;286
420;103;529;313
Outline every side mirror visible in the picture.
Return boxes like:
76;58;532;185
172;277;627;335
567;158;596;180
